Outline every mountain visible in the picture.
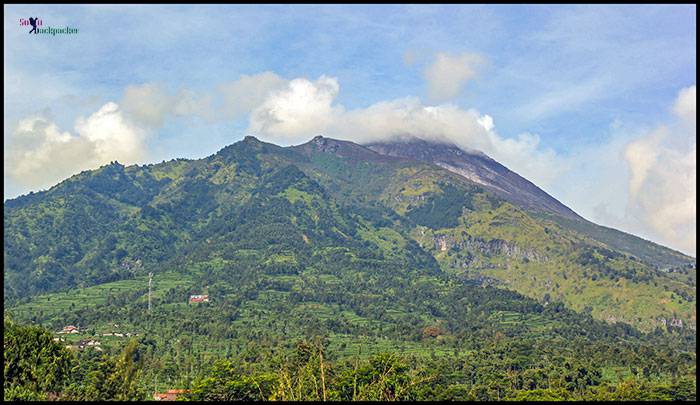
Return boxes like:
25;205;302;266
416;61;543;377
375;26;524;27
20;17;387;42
4;134;696;400
365;137;692;269
4;135;696;333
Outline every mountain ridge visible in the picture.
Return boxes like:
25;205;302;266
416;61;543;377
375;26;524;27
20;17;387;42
4;134;696;332
365;137;581;221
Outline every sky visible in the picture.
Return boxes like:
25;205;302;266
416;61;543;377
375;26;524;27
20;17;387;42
3;4;696;256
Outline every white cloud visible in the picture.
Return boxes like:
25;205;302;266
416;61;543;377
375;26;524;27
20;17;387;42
548;128;634;234
119;72;288;127
216;72;288;120
4;72;290;195
248;75;565;189
622;85;696;255
477;114;495;132
673;85;696;127
120;83;213;126
76;102;147;163
121;83;175;128
424;52;485;102
624;128;664;196
249;75;342;144
170;88;215;121
5;102;147;191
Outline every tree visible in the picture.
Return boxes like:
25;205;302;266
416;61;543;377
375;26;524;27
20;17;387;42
188;360;276;401
3;318;74;400
62;338;146;401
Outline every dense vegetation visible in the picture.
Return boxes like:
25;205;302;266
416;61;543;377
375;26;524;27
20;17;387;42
4;318;145;401
4;315;696;401
4;135;696;400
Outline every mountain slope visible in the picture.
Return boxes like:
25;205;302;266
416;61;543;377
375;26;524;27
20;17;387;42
292;137;696;331
3;135;696;332
366;138;582;220
365;137;693;270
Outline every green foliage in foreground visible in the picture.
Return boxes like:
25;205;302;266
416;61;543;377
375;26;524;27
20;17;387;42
3;318;145;401
3;317;72;400
186;339;696;402
4;318;695;401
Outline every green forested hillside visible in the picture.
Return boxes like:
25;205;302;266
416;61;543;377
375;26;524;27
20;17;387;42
4;136;696;329
4;135;696;400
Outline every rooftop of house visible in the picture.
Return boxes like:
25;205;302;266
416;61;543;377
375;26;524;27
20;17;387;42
153;389;191;401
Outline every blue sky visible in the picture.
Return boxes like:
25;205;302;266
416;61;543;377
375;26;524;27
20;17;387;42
3;5;696;255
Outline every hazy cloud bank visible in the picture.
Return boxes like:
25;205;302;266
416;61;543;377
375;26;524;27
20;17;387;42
623;85;696;255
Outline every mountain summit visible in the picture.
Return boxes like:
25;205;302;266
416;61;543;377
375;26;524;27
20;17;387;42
365;137;581;221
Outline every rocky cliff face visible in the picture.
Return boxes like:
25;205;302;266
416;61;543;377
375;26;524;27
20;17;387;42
430;233;547;263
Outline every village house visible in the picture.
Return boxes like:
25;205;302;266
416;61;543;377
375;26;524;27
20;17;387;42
153;389;190;401
65;339;103;352
101;331;138;337
78;339;101;347
189;294;209;303
58;325;79;334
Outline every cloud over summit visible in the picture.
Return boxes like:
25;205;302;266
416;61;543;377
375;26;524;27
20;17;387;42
248;75;564;189
249;75;341;142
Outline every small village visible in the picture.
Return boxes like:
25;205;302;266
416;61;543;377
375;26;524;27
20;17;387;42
54;324;191;400
55;324;140;352
49;290;210;401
